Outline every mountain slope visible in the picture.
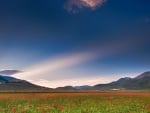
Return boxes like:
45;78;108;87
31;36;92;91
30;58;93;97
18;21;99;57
0;75;50;91
135;71;150;79
94;77;133;90
0;75;21;83
94;72;150;90
126;72;150;89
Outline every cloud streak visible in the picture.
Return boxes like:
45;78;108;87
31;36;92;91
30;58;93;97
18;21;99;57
64;0;106;13
13;40;123;80
12;38;141;88
13;52;93;79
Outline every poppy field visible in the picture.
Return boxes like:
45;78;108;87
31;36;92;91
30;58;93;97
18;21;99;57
0;91;150;113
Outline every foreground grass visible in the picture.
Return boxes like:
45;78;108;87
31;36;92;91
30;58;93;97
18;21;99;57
0;91;149;113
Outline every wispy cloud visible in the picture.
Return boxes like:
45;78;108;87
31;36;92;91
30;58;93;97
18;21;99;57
64;0;106;13
13;52;93;79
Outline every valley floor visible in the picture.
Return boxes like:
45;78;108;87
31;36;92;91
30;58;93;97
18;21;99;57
0;91;149;113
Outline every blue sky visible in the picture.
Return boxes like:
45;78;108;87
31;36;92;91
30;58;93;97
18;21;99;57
0;0;150;87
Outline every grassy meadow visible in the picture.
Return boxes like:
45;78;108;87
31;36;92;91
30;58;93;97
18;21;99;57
0;91;149;113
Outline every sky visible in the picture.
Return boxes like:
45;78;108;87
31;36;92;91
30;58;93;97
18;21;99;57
0;0;150;88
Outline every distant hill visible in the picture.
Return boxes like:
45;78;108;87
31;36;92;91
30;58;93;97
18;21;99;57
126;71;150;90
74;85;93;90
93;71;150;90
55;71;150;90
94;77;133;90
0;75;50;91
55;86;76;90
0;75;21;83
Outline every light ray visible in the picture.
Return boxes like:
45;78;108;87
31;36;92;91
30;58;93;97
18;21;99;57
12;39;140;87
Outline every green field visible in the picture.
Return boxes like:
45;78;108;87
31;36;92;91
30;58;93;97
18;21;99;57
0;91;150;113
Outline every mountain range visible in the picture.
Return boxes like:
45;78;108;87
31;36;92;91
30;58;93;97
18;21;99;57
0;70;149;91
56;71;150;90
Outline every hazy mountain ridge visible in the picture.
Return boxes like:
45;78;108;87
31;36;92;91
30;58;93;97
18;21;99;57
56;71;150;90
93;71;150;90
0;70;149;91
